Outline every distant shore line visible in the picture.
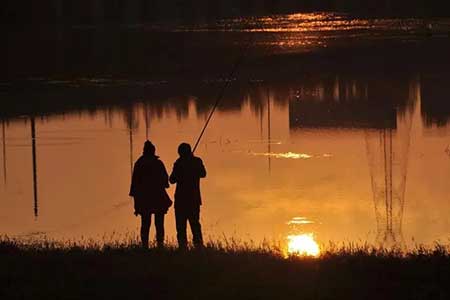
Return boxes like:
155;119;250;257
4;1;450;27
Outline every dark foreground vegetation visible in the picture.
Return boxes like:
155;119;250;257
0;238;449;300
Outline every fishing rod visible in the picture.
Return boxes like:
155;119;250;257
75;23;265;226
192;30;258;153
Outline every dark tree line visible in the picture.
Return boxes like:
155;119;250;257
2;0;450;25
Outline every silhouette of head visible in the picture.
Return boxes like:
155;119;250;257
143;140;156;156
178;143;192;158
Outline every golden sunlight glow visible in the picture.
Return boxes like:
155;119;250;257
287;233;320;257
251;151;312;159
287;216;315;225
250;152;333;159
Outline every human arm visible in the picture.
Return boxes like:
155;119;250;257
159;160;170;188
198;158;206;178
169;162;178;184
129;163;138;197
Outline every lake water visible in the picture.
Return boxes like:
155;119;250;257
1;13;450;248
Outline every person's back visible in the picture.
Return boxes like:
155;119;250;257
129;141;171;248
170;155;206;209
169;143;206;248
130;154;169;204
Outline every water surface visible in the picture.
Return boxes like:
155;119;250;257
1;13;450;248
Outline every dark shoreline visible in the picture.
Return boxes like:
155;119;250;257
1;239;449;300
2;36;450;122
3;1;450;26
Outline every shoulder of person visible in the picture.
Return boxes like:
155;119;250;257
193;156;203;163
134;155;145;166
171;159;180;169
156;157;166;166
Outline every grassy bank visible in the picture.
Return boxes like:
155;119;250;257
0;238;449;300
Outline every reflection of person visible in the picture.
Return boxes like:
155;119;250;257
169;143;207;248
129;141;172;248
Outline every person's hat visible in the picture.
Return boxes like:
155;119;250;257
143;140;156;155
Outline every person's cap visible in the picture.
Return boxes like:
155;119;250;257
144;140;156;154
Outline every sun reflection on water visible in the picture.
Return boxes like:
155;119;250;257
286;216;320;257
287;233;320;257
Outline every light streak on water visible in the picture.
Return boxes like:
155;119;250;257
250;151;333;159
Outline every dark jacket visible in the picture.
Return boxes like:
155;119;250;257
169;156;206;209
129;154;172;214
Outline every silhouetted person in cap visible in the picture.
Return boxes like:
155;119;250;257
170;143;206;248
130;141;172;248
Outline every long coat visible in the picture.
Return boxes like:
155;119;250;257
129;154;172;214
169;155;206;210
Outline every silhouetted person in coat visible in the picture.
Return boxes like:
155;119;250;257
169;143;206;248
130;141;172;248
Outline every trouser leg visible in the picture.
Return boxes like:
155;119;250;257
140;213;151;249
188;207;203;247
175;209;188;248
154;212;165;247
